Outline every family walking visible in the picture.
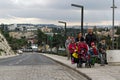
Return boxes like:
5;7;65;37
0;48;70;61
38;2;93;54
65;27;107;68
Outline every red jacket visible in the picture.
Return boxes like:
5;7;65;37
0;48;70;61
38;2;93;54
69;43;76;54
92;47;98;55
77;42;88;53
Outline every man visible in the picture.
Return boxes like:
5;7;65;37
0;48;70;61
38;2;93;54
65;36;71;60
85;27;97;47
85;27;98;66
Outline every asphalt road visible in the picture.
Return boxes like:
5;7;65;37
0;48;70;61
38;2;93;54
0;53;57;66
0;52;88;80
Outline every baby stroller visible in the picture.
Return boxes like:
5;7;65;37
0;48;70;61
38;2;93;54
77;42;91;68
89;42;99;66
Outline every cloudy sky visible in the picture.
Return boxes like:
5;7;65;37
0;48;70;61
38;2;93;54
0;0;120;26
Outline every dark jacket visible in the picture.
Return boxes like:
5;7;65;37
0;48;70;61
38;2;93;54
98;42;107;53
85;33;97;47
75;37;85;42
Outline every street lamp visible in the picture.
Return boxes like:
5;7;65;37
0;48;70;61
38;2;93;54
111;0;117;49
71;4;84;35
58;21;67;39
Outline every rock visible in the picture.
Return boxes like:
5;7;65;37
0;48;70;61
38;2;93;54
0;33;14;56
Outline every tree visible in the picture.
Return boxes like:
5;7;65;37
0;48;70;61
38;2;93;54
116;27;120;35
0;28;27;50
118;37;120;49
8;37;27;50
37;29;47;46
97;28;105;32
93;26;97;34
52;33;64;53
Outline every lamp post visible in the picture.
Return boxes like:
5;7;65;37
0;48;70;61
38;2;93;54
111;0;117;49
71;4;84;35
58;21;67;39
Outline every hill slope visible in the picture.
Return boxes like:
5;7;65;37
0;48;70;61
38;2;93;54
0;33;14;56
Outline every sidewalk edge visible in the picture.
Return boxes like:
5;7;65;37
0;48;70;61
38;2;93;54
0;55;18;59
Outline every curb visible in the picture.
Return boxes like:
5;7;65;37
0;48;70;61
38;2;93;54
0;55;17;59
41;53;92;80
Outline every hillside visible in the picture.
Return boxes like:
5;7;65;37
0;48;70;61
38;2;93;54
0;33;14;56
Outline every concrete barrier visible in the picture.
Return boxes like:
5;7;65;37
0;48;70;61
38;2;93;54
107;50;120;66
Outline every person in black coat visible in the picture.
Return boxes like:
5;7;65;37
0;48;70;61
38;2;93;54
98;38;108;65
75;32;85;43
85;27;97;47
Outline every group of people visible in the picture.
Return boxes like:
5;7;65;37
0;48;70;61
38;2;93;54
65;27;108;67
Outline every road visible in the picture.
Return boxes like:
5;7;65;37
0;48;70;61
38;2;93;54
0;52;87;80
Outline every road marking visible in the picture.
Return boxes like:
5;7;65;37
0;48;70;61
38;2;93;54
7;54;31;66
14;55;31;65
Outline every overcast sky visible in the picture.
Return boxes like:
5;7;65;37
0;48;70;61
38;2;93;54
0;0;120;26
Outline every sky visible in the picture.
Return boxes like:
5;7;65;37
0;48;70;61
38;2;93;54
0;0;120;26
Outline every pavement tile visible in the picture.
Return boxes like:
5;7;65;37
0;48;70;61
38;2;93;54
41;53;120;80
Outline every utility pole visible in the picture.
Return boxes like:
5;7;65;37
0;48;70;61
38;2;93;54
71;4;84;35
111;0;117;49
58;21;67;39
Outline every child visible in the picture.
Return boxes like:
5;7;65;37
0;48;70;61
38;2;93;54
98;38;107;66
89;42;99;66
90;42;98;55
69;37;77;64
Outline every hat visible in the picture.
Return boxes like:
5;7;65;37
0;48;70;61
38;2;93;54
91;42;95;46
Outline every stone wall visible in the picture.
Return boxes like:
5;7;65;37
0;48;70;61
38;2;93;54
107;50;120;66
0;33;14;56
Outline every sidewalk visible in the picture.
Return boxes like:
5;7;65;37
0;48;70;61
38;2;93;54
41;53;120;80
0;55;17;59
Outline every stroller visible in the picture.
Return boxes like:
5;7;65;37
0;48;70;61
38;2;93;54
77;42;91;68
89;42;99;66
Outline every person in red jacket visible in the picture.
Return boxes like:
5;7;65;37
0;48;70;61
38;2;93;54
69;37;76;64
76;41;90;67
77;42;88;54
77;42;89;61
90;42;98;55
89;42;99;66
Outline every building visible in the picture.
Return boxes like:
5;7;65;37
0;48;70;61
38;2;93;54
40;26;52;33
26;26;37;31
9;32;35;39
16;25;37;31
7;24;17;31
0;24;9;31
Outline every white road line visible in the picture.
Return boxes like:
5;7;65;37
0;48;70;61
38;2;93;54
14;55;31;65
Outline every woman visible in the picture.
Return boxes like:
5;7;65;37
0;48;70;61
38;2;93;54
65;36;71;60
75;32;85;43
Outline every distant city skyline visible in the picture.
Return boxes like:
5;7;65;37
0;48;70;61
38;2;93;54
0;0;120;26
